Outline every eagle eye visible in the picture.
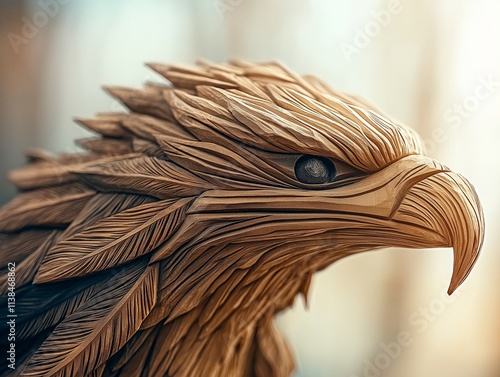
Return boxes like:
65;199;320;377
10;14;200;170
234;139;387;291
294;155;336;184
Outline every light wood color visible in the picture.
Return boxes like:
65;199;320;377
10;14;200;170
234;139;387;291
0;60;484;377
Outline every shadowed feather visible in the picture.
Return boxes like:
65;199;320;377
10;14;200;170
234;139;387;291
23;260;158;377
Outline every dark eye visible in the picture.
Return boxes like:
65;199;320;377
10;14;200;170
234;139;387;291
294;155;336;184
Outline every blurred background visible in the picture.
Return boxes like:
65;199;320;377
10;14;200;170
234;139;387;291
0;0;498;376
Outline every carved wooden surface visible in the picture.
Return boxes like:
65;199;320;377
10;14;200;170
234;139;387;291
0;60;484;377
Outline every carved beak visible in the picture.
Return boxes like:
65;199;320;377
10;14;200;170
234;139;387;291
392;169;484;294
328;154;485;294
183;155;484;294
325;154;485;295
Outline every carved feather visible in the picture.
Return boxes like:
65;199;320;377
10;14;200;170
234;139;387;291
23;261;158;377
36;198;192;282
15;279;97;342
74;114;132;139
8;154;126;190
76;137;133;155
72;156;212;199
0;231;60;295
131;139;167;159
147;63;238;91
0;230;54;267
0;183;95;232
104;86;174;122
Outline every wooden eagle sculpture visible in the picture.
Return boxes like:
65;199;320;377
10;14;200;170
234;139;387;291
0;60;484;377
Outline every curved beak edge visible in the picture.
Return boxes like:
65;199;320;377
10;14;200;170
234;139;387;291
392;171;485;295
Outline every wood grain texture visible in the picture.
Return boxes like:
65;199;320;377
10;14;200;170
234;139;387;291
0;60;484;376
36;198;192;282
0;183;95;232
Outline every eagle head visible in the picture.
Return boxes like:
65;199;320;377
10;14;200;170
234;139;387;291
0;60;484;377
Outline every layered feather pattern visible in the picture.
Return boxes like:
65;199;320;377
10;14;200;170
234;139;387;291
0;60;456;377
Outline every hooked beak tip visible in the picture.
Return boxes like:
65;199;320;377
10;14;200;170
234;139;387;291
393;169;484;295
440;173;484;295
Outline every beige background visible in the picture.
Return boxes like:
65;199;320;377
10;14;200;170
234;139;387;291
0;1;499;376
